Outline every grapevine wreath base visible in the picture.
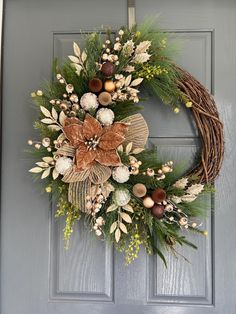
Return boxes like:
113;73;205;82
28;22;223;265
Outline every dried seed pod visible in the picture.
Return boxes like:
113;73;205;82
66;84;74;93
146;168;155;176
165;204;173;212
95;229;102;236
60;102;68;110
162;166;171;173
72;104;80;111
70;94;79;103
42;137;50;147
70;111;76;117
179;217;188;226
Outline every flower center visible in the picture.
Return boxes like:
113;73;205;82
84;135;100;151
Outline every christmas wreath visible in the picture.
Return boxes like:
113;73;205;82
28;22;223;265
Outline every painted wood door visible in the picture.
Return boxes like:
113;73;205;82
1;0;236;313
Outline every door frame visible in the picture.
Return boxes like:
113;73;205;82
0;0;4;307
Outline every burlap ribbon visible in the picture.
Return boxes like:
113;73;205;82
122;113;149;149
68;179;91;212
62;113;149;209
63;163;111;184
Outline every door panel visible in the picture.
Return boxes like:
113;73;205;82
50;218;114;302
143;31;212;138
51;33;114;303
1;1;236;314
147;140;212;305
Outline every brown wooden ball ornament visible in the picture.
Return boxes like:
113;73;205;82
151;204;165;219
89;78;103;93
143;196;155;209
98;92;112;106
132;183;147;197
101;61;115;77
104;80;116;93
151;188;166;203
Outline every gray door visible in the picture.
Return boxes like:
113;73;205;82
1;0;236;313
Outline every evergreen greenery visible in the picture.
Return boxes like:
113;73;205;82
28;21;211;266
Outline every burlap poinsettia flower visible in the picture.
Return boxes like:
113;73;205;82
63;114;129;172
58;113;149;209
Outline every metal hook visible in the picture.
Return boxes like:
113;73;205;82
128;0;136;30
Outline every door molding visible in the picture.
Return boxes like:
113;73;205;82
0;0;4;308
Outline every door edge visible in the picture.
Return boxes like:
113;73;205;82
0;0;5;311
